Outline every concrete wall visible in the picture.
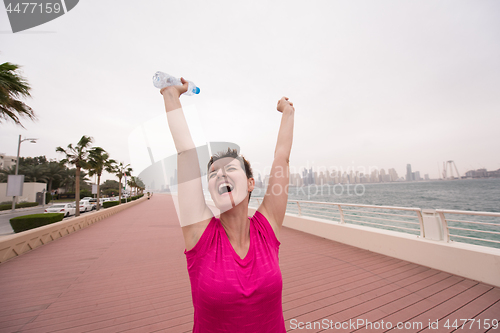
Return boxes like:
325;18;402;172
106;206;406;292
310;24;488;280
0;182;47;203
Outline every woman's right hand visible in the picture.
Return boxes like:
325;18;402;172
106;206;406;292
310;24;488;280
160;77;189;98
277;96;295;113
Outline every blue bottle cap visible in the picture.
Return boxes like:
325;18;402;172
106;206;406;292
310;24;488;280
194;87;200;94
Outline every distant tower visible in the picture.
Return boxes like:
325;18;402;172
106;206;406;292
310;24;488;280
443;161;460;179
406;164;412;181
256;174;263;188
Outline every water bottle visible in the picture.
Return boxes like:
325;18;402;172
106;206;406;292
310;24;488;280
153;71;200;96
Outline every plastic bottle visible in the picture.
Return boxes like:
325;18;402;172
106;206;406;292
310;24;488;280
153;71;200;96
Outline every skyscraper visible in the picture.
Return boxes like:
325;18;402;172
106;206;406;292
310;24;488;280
388;168;399;181
413;171;421;181
406;164;412;181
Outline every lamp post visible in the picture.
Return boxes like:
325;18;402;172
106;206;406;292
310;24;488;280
11;135;38;211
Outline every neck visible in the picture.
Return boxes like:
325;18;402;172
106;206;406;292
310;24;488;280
220;198;250;246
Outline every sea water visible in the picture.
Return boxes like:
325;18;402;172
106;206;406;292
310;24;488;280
254;178;499;212
252;178;500;248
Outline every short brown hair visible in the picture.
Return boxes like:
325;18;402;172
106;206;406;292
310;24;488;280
207;148;253;179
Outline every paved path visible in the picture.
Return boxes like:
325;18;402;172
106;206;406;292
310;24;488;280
0;194;499;333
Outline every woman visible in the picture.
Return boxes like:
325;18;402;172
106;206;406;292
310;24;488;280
161;78;294;332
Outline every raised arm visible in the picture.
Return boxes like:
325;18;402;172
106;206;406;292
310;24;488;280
258;97;295;238
161;80;213;250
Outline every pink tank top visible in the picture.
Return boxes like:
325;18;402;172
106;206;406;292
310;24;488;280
184;210;286;333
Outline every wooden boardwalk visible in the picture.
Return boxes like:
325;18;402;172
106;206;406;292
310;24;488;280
0;194;498;333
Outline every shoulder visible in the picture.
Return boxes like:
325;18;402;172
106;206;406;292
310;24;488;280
252;210;281;246
256;206;281;240
183;216;217;252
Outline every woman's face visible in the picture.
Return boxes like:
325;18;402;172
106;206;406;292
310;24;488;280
208;157;254;212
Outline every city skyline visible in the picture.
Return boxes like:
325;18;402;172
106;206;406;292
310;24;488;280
2;150;497;187
153;161;500;193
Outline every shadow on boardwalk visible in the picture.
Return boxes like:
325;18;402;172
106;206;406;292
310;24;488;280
0;194;498;333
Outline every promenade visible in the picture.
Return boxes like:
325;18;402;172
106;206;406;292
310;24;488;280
0;194;499;332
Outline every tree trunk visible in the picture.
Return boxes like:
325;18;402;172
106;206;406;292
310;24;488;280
96;174;101;211
118;175;122;205
75;167;81;217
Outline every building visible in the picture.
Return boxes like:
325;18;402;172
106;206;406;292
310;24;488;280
465;168;500;178
256;174;263;188
370;169;380;183
488;169;500;177
169;168;177;187
413;171;421;181
289;173;302;186
0;154;17;170
301;168;315;186
0;182;47;203
263;174;270;188
388;168;399;182
406;164;412;181
379;169;392;182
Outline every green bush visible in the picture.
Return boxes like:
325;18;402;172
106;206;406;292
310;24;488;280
58;190;93;199
22;202;39;208
80;189;92;198
103;188;119;197
58;193;75;199
130;194;144;201
103;201;119;208
10;213;64;233
0;202;39;211
117;194;144;203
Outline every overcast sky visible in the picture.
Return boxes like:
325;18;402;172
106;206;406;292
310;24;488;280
1;0;499;183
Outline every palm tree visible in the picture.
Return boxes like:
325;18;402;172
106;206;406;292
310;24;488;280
0;165;16;183
127;178;136;196
0;62;36;128
86;147;115;211
22;164;48;183
135;177;145;194
60;168;90;193
45;162;65;193
59;168;76;193
112;162;132;204
127;176;145;196
56;136;93;216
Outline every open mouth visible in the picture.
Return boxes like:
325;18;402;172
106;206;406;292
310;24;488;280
218;182;234;195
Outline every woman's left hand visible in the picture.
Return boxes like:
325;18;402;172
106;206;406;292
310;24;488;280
277;96;294;113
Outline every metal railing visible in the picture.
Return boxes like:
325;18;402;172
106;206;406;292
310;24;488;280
251;198;423;237
250;198;500;248
436;209;500;247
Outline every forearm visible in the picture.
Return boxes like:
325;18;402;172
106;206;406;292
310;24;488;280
274;108;294;160
163;92;202;189
163;92;196;153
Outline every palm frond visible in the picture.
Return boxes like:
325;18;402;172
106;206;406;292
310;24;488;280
0;62;36;127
